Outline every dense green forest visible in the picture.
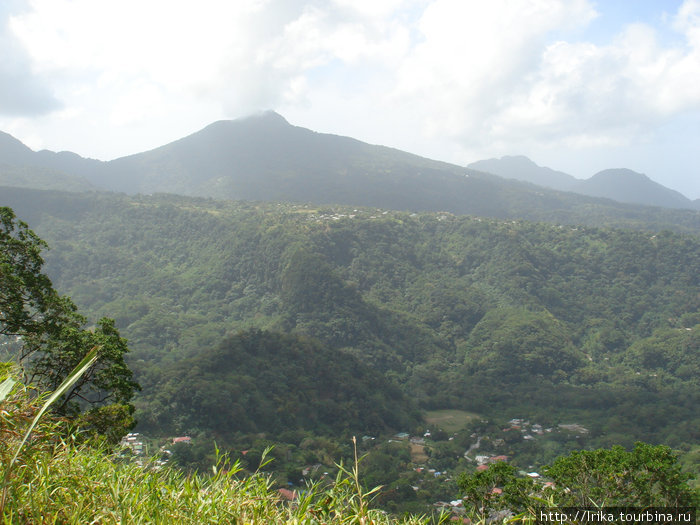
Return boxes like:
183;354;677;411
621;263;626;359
2;187;697;447
145;329;421;437
2;185;699;518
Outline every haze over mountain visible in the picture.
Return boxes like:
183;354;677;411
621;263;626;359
468;156;579;192
0;130;100;191
1;112;699;223
468;155;698;211
577;168;695;210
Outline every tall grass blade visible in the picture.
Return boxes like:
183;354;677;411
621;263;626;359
1;346;100;514
0;378;15;403
9;345;99;467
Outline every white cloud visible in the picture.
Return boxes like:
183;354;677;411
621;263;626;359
391;0;700;155
0;3;60;116
9;0;416;118
1;0;699;196
393;0;598;136
331;0;407;18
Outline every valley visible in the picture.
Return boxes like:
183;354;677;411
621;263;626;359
2;186;698;516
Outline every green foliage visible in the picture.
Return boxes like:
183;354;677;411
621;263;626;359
139;329;420;439
464;308;582;380
0;206;138;440
1;347;98;512
28;318;138;418
3;191;700;453
0;206;76;341
457;462;535;518
545;442;698;507
623;325;699;379
0;440;429;524
0;381;427;524
456;443;699;518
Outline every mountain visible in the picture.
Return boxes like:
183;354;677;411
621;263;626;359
468;155;696;210
99;111;472;201
0;131;36;164
0;112;540;214
576;168;694;209
0;131;100;191
468;155;579;192
1;113;699;229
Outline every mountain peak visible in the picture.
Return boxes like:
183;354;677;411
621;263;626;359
589;168;650;182
199;111;291;135
578;168;691;209
244;110;289;125
0;130;35;162
468;155;578;191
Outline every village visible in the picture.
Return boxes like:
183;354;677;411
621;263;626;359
118;414;591;518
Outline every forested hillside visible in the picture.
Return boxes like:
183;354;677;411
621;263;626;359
3;113;700;231
2;187;698;458
144;329;421;438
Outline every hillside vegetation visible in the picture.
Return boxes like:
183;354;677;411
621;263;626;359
2;188;698;453
2;187;700;519
2;112;700;231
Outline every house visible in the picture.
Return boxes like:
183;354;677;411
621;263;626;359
474;455;490;465
119;433;145;455
558;423;589;434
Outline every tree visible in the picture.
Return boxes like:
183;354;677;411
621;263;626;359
0;207;138;440
457;462;534;518
545;442;698;507
463;308;582;381
0;207;76;344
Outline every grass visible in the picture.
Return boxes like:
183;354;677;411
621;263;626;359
1;376;436;524
0;355;442;524
425;409;480;434
1;440;441;524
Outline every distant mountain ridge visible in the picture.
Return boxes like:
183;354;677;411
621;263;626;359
579;168;693;209
468;155;697;210
0;131;99;192
1;112;699;222
468;155;579;192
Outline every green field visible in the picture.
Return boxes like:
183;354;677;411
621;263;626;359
424;409;481;434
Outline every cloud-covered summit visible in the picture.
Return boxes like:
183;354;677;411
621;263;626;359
1;0;698;198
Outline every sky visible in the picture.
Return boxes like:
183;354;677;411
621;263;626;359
1;0;699;199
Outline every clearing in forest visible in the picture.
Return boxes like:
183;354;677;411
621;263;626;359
410;442;429;463
424;409;480;434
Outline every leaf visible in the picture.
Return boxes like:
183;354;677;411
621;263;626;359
0;377;16;403
1;346;100;515
9;345;99;467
